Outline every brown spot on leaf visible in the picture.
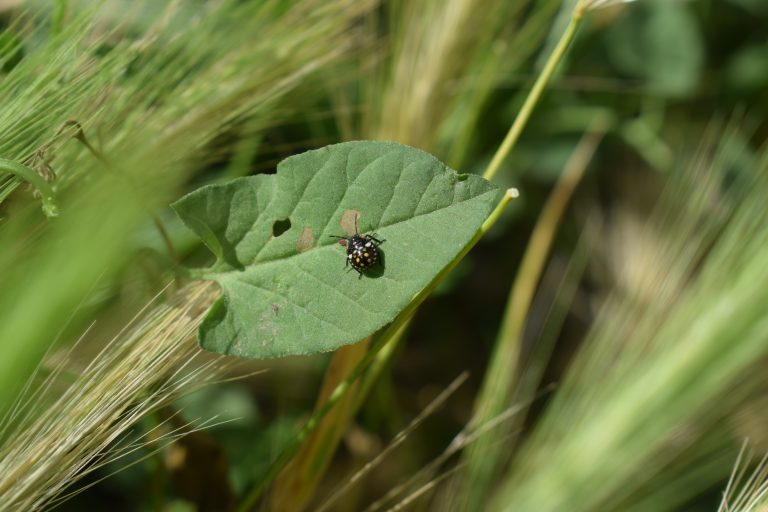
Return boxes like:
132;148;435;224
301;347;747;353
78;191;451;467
296;226;315;252
340;209;362;235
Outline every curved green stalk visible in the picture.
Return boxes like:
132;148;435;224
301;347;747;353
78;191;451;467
482;10;584;182
0;158;59;217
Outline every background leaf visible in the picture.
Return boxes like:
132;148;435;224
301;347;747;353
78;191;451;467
173;141;503;359
605;0;704;97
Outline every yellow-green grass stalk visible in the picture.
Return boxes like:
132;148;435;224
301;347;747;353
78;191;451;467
482;0;589;182
317;372;470;512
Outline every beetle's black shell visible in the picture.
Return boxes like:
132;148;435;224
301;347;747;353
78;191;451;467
346;234;379;272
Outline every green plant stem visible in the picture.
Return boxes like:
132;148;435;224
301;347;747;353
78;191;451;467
482;10;583;182
0;158;58;217
462;120;607;509
236;188;519;512
356;317;412;406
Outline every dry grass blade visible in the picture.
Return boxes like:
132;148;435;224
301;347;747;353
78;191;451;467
384;464;463;512
316;372;469;512
45;414;236;510
368;388;553;512
719;442;768;512
373;0;488;145
0;281;224;511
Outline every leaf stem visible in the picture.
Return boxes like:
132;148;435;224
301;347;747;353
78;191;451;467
0;158;59;217
482;10;584;182
236;188;519;512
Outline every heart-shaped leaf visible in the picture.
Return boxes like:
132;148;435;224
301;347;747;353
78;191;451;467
173;141;503;359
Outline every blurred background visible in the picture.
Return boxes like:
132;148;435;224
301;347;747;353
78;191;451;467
1;0;768;511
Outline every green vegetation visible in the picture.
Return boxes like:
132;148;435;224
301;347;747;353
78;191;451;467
1;0;767;511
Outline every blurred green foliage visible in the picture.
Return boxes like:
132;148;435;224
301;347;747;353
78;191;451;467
3;0;768;511
605;1;704;97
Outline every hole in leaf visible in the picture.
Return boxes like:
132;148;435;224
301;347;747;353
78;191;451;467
272;218;291;237
457;174;469;182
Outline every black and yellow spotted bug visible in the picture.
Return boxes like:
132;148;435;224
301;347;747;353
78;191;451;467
330;215;384;279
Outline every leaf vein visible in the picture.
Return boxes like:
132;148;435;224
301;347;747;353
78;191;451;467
318;149;394;238
253;150;334;261
236;277;351;336
290;261;381;315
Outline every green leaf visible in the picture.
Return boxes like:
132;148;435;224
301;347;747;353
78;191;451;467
172;141;503;359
